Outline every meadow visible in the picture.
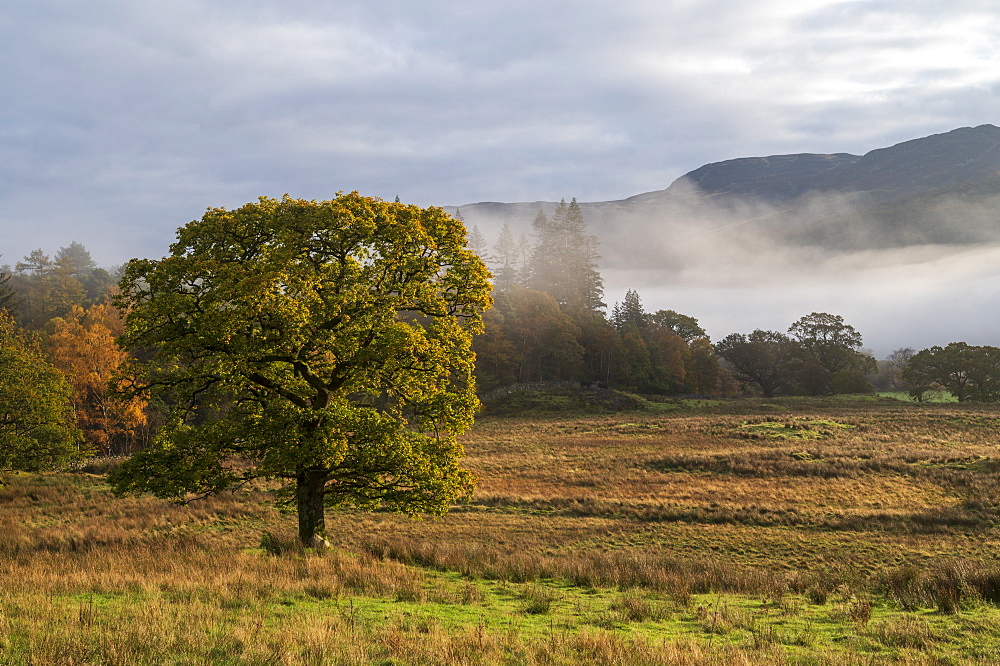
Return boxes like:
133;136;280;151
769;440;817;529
3;393;1000;664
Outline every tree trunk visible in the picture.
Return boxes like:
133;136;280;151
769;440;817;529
296;468;328;545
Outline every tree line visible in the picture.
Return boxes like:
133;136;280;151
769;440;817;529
466;201;1000;404
467;201;877;397
467;200;730;395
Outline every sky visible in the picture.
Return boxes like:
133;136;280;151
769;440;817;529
3;0;1000;354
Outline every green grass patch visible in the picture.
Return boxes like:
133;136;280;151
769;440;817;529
736;418;856;440
482;388;648;415
879;390;959;403
36;572;1000;661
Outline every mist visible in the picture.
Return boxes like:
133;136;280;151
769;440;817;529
465;179;1000;359
605;244;1000;359
601;186;1000;358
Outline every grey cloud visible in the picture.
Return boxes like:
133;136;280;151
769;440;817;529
1;0;998;277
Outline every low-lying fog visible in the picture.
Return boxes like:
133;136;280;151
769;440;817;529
470;182;1000;359
605;242;1000;359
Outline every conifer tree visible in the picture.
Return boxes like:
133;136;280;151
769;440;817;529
612;289;645;332
560;198;604;312
466;224;491;262
516;233;532;285
491;223;519;293
0;263;16;314
55;242;114;301
527;199;604;312
527;209;555;295
11;244;109;328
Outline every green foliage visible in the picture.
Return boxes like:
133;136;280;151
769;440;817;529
830;368;876;395
611;289;645;332
648;309;707;342
110;193;492;543
7;242;114;329
0;311;84;472
685;337;719;394
903;342;1000;402
474;287;584;385
788;312;875;380
481;387;647;415
715;330;796;398
607;292;703;394
717;315;875;397
736;418;855;440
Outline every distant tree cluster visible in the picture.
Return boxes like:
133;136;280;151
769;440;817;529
469;201;727;395
4;242;116;328
468;199;603;310
903;343;1000;402
715;313;877;397
466;202;889;398
1;244;148;460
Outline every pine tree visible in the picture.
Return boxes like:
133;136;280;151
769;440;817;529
527;209;556;295
14;248;86;328
526;199;604;312
612;289;645;332
54;242;97;275
561;198;604;312
516;233;532;286
0;259;16;314
466;224;491;262
491;223;519;293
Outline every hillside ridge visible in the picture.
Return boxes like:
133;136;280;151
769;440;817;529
448;124;1000;261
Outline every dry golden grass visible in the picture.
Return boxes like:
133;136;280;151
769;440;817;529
3;397;1000;663
341;400;1000;587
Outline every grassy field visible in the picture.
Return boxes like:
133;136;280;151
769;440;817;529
4;394;1000;664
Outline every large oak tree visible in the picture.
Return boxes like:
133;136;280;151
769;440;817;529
110;193;492;544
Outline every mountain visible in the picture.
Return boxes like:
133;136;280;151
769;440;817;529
448;125;1000;267
625;152;860;204
638;124;1000;203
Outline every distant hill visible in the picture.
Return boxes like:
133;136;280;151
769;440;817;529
447;125;1000;267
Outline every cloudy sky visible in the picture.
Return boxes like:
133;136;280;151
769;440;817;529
3;0;999;351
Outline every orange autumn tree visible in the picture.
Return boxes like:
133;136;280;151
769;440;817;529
47;303;147;455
